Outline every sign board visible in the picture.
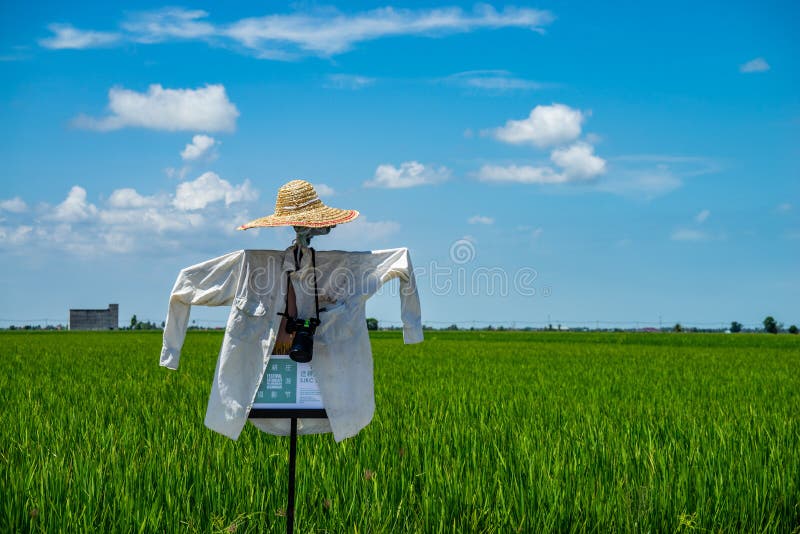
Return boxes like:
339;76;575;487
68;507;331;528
252;355;324;410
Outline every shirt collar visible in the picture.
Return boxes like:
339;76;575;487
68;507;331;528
282;244;312;273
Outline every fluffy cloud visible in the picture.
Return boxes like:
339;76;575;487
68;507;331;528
73;84;239;132
477;143;606;185
39;6;553;60
97;205;203;234
181;134;218;161
173;172;257;210
1;174;262;255
107;188;166;209
468;215;494;225
0;197;28;213
314;184;335;197
39;24;121;49
490;103;584;148
48;186;98;222
0;225;33;245
365;161;450;188
740;57;770;73
550;142;606;179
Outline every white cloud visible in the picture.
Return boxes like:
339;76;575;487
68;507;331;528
98;205;203;234
173;172;257;211
695;209;710;223
121;8;215;42
39;23;121;49
40;6;554;60
776;203;792;213
477;142;606;185
531;227;544;240
0;176;265;256
107;188;166;209
0;225;33;245
314;184;335;197
490;103;584;148
48;186;98;222
468;215;494;225
479;153;713;197
740;57;770;73
73;84;239;132
365;161;450;188
181;134;218;161
670;229;708;242
477;164;566;184
444;70;546;91
225;6;553;57
0;197;28;213
324;74;376;90
550;142;606;179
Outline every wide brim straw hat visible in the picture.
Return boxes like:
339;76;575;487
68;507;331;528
237;179;359;230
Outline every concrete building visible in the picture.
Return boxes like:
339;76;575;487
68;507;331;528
69;304;119;331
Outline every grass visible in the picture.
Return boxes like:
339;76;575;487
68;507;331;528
1;330;799;532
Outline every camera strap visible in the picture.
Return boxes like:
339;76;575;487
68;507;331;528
281;245;321;322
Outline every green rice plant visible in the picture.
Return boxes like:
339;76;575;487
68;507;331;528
1;331;798;532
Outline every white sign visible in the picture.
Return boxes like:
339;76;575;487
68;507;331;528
252;354;324;410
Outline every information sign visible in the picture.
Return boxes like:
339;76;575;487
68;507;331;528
252;355;324;410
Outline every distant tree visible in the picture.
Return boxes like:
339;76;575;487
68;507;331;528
444;324;459;331
730;321;742;333
366;317;378;331
789;325;799;335
673;323;682;332
161;321;165;328
763;316;778;334
130;314;138;329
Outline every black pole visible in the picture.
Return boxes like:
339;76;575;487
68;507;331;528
287;417;298;534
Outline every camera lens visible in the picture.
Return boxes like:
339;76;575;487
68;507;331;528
289;330;314;363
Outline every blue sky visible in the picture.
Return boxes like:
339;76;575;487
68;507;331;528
1;1;798;329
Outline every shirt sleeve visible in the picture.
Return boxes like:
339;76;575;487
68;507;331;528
160;250;244;369
375;248;424;344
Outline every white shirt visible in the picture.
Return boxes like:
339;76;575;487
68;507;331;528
160;246;423;442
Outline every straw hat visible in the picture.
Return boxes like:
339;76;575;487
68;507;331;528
237;179;359;230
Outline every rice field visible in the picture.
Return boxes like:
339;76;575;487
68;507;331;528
1;330;799;532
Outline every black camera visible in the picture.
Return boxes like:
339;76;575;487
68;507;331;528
283;316;321;363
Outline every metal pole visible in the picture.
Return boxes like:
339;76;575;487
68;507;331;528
287;417;298;534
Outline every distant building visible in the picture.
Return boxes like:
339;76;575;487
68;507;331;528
69;304;119;331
